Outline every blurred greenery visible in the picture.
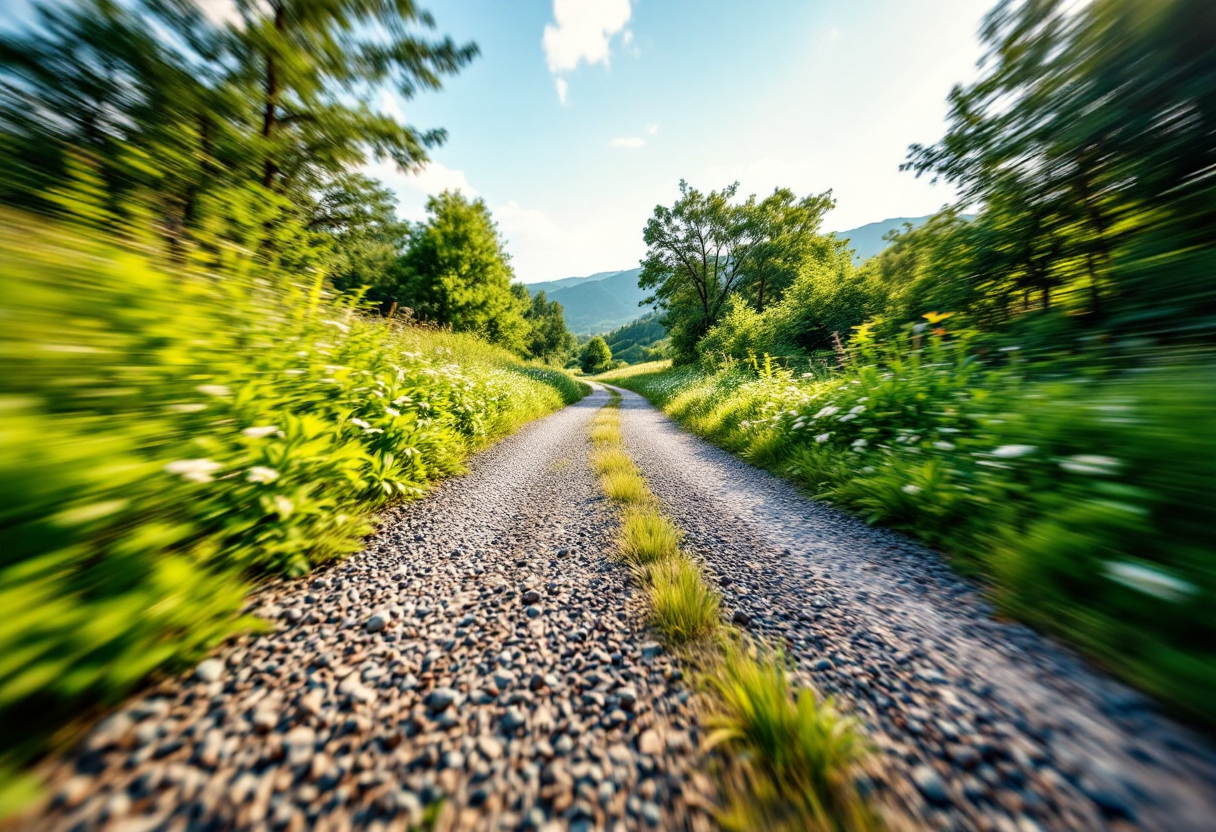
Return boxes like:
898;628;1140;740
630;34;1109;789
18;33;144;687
0;211;586;792
607;337;1216;729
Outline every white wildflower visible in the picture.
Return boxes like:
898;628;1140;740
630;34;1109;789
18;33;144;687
815;433;831;443
164;458;222;483
933;441;955;451
860;466;876;474
792;420;805;430
169;403;207;413
849;405;867;415
839;413;856;422
851;438;868;450
1103;561;1197;602
196;384;230;397
991;444;1036;459
246;466;280;484
902;484;922;495
242;425;279;439
385;407;401;418
350;417;372;430
1060;455;1120;475
272;495;294;517
814;405;840;420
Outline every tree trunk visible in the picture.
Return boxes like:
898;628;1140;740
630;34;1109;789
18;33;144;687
260;3;285;190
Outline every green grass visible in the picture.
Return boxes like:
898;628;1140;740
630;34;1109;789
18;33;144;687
585;391;876;830
602;469;649;504
707;640;876;832
618;506;683;567
646;556;723;646
0;212;587;803
609;339;1216;729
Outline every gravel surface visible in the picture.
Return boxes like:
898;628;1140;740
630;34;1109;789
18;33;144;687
26;387;716;832
610;384;1216;832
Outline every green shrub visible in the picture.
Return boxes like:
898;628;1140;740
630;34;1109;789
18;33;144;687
614;333;1216;727
707;640;873;832
618;507;682;567
0;214;584;782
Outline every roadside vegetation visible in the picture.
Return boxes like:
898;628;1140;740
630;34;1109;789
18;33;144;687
588;389;876;831
0;0;588;811
603;0;1216;729
0;215;586;809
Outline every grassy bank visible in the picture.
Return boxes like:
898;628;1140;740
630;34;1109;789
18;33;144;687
0;215;587;809
597;346;1216;729
588;389;876;831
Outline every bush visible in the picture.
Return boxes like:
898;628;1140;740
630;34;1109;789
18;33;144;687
612;333;1216;728
0;213;585;787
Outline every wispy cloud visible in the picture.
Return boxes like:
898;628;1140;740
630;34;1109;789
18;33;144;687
363;158;478;220
555;78;569;106
646;123;658;135
542;0;632;73
611;137;645;148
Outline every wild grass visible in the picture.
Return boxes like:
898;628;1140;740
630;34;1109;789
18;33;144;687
602;469;650;504
0;214;588;800
618;506;682;566
611;340;1216;729
586;391;877;830
707;640;876;832
646;556;723;646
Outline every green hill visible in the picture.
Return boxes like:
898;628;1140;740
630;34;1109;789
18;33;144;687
603;311;667;364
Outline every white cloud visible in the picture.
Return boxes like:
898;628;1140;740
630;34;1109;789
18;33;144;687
611;137;645;148
831;26;842;40
363;158;478;221
542;0;632;73
495;200;563;243
378;89;405;123
646;123;658;135
555;78;569;106
622;28;633;46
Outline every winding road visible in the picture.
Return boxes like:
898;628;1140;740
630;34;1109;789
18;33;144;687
24;385;1216;832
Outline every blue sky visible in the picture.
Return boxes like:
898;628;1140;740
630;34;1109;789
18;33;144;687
372;0;989;282
4;0;990;282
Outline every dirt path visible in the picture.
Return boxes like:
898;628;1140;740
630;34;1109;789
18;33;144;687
24;384;1216;832
611;383;1216;832
27;386;715;832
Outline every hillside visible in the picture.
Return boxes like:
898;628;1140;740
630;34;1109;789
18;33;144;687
833;215;930;261
528;267;651;334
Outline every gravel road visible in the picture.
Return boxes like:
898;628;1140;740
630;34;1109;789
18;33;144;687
27;386;715;832
610;383;1216;832
24;384;1216;832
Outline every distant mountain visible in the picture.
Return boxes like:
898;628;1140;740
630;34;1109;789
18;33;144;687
833;216;931;262
528;267;650;335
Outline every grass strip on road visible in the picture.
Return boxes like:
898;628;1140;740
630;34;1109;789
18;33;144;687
588;386;880;832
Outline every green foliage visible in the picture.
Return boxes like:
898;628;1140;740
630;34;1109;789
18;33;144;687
645;556;722;647
602;312;668;364
612;335;1216;729
0;0;476;289
707;640;873;832
519;286;578;364
640;180;835;364
0;212;584;783
580;335;613;374
392;190;531;352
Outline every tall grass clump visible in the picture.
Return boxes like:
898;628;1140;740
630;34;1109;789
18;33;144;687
0;214;585;796
707;640;876;832
619;507;684;568
609;328;1216;728
647;556;723;646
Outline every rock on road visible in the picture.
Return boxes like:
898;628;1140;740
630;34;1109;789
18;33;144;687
24;384;1216;832
610;383;1216;832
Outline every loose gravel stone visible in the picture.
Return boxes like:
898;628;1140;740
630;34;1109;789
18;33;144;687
612;384;1216;832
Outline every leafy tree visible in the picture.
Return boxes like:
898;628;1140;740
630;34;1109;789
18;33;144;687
905;0;1216;340
580;336;612;374
395;190;530;352
639;180;834;362
518;286;577;364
